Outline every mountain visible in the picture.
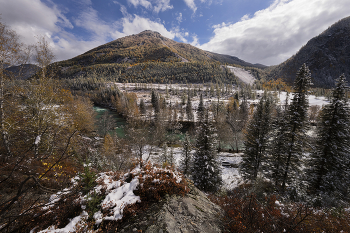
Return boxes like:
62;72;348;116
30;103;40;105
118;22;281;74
5;64;40;80
268;16;350;87
54;30;263;84
60;30;262;68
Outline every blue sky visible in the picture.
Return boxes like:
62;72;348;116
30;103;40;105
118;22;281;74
0;0;349;65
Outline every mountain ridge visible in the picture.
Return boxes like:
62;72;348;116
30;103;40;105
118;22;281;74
267;16;350;87
57;30;265;69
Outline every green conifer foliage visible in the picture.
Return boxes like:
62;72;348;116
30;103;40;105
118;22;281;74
191;111;222;192
307;74;350;196
186;94;194;121
197;93;205;122
281;64;312;191
241;94;273;181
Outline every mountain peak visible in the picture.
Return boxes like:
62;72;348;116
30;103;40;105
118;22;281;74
137;30;162;37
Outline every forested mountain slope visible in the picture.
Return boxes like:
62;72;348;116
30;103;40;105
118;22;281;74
52;30;263;84
267;16;350;87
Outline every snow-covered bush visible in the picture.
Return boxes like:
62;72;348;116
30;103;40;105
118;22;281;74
26;162;188;232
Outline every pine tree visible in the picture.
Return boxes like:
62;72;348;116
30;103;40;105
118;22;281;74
266;101;289;187
281;64;312;191
191;111;222;192
186;94;194;121
151;90;160;114
241;94;273;181
181;132;192;176
307;74;350;196
139;98;146;115
197;93;205;122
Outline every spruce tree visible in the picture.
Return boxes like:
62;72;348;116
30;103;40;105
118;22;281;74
181;132;192;176
241;94;273;181
197;93;205;122
281;64;312;191
151;90;160;114
186;94;194;121
266;92;290;187
139;98;146;115
307;74;350;196
191;111;222;192
267;104;289;187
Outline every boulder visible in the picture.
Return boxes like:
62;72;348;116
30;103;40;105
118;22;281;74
118;181;224;233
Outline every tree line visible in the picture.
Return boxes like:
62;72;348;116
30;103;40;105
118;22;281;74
241;64;350;205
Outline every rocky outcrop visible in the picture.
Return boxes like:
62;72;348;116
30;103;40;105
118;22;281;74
118;182;224;233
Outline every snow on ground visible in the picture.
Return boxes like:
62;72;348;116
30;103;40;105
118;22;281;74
145;146;243;190
37;168;142;233
278;91;330;106
218;153;243;190
226;66;255;85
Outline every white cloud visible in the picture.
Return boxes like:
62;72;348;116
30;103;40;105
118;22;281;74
176;13;183;23
183;0;197;13
200;0;350;65
127;0;152;9
190;35;200;47
115;15;175;39
126;0;173;13
153;0;173;13
240;14;250;21
74;8;106;37
0;0;70;43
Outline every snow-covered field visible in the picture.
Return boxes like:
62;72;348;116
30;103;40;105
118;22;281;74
112;83;330;123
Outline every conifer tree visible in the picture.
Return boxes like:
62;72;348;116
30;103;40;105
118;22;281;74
241;94;273;181
307;74;350;196
191;111;222;192
151;90;160;114
281;64;312;191
186;94;194;121
139;98;146;115
197;93;205;122
267;102;289;187
181;132;192;176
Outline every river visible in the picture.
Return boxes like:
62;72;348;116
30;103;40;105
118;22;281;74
93;106;127;138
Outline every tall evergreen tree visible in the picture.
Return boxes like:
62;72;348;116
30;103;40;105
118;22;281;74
241;94;273;181
191;111;222;192
307;74;350;196
139;98;146;115
151;90;160;113
181;132;192;176
267;104;289;186
197;93;205;122
281;64;312;191
186;94;194;121
267;92;290;186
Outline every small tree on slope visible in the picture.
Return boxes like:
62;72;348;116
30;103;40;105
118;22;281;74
281;64;312;191
241;93;273;182
307;74;350;197
191;111;222;192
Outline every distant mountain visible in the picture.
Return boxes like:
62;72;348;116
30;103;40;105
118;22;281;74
268;16;350;87
5;64;40;80
53;30;263;84
59;30;262;68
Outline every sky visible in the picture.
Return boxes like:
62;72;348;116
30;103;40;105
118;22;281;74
0;0;349;66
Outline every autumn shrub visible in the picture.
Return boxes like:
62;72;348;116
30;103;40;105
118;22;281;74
210;186;350;233
15;190;83;233
135;162;188;203
99;162;189;232
22;162;188;232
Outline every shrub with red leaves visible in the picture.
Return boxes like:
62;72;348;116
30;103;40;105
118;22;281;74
210;186;350;233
